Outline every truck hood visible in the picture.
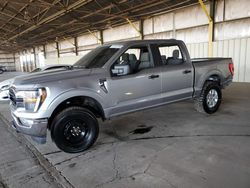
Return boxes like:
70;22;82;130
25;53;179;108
13;68;92;86
0;73;28;89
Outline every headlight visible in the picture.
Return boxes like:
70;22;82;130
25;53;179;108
15;88;47;112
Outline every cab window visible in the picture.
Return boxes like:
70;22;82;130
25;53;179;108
158;45;183;65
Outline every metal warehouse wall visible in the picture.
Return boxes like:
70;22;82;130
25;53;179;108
186;38;250;82
16;0;250;82
0;51;16;71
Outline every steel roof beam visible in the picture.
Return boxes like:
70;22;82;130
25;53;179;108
3;0;94;43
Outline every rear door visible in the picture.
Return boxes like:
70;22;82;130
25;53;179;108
106;44;162;117
154;43;194;102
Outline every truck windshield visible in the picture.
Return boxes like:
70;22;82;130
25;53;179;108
74;46;120;68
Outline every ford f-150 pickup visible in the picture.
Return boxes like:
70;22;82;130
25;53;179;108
9;39;234;153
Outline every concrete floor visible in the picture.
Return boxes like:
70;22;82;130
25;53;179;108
0;117;60;188
0;72;250;188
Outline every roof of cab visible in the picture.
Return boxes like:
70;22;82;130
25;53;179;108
104;39;182;47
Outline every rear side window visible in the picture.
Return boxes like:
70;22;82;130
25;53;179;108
158;45;183;65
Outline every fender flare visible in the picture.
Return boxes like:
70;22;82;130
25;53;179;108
41;88;106;118
194;69;223;97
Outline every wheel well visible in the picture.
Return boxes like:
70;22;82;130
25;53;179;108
48;96;105;129
207;74;221;85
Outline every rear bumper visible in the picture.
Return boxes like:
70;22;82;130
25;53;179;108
11;113;48;138
222;75;233;88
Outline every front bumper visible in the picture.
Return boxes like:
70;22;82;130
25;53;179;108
11;112;48;139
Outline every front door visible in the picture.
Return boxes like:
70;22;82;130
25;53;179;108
106;45;162;117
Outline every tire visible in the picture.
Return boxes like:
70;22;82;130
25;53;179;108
0;69;3;74
194;81;222;114
51;106;99;153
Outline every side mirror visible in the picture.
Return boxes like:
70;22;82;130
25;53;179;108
112;64;130;76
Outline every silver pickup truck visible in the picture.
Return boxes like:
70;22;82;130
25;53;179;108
9;39;234;153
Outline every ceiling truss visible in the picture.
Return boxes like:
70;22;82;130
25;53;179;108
0;0;199;52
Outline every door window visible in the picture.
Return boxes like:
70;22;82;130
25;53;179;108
158;45;183;65
111;46;154;77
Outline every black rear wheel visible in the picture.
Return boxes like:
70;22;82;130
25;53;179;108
51;107;99;153
195;81;222;114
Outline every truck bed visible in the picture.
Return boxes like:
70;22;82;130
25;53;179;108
191;57;233;97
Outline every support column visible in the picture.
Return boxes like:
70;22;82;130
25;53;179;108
13;53;16;71
74;37;78;56
33;47;37;68
56;42;60;58
87;29;102;44
139;19;144;40
126;18;143;40
25;50;28;72
210;0;215;41
99;30;104;45
43;45;47;59
199;0;214;57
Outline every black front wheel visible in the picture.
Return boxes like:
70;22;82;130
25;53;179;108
0;69;3;74
51;107;99;153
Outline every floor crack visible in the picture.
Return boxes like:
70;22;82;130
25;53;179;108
132;134;250;141
43;150;62;156
95;143;120;188
116;143;177;188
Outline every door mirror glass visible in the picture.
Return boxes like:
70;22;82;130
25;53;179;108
111;64;131;76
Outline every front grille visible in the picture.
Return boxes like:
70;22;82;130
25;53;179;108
9;87;16;106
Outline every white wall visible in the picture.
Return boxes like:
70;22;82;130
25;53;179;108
185;37;250;82
103;22;141;42
44;56;83;65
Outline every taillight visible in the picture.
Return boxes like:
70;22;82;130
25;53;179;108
229;63;234;76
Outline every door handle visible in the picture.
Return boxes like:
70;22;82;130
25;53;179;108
148;74;159;79
183;70;192;74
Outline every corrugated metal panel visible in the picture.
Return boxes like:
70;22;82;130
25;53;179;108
187;42;208;58
60;39;75;50
239;39;247;82
214;20;250;41
188;37;250;82
225;0;250;20
175;4;209;30
78;33;99;46
246;38;250;82
44;56;82;65
153;13;173;32
103;22;140;42
234;39;241;82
